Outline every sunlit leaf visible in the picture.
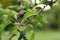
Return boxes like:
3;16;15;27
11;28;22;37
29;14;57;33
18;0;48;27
7;5;19;12
23;9;37;20
30;30;35;40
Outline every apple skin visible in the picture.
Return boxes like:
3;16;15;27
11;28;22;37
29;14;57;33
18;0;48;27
17;0;21;5
18;10;25;18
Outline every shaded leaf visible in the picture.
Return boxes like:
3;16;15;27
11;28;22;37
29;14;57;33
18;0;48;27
18;31;26;40
4;23;15;31
23;36;28;40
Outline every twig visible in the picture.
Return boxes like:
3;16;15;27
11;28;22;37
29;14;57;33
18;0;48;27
9;34;16;40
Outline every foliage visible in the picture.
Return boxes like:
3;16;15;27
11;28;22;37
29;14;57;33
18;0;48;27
0;0;57;40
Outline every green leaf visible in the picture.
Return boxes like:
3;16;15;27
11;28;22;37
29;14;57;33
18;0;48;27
35;14;48;24
23;2;30;9
0;15;11;31
0;8;5;16
23;9;37;20
37;22;43;28
4;23;15;31
7;5;19;12
0;21;10;31
30;30;35;40
23;36;28;40
18;31;26;40
41;17;48;24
